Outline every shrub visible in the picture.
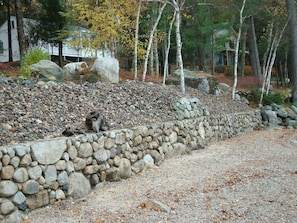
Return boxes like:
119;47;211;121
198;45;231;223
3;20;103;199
218;65;253;76
250;88;284;105
224;66;234;77
243;66;253;76
215;66;225;73
20;49;50;77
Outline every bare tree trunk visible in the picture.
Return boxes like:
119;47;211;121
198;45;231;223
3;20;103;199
284;49;289;86
58;41;63;67
174;0;185;94
240;32;246;76
211;34;215;75
14;0;26;59
262;22;274;79
260;19;289;104
163;10;176;85
286;0;297;103
232;0;246;100
247;15;261;77
142;2;167;82
155;40;160;77
149;46;154;76
134;0;142;80
6;0;13;62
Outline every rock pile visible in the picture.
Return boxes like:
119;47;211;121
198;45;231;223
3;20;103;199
173;98;210;120
0;78;253;147
260;103;297;128
166;69;220;95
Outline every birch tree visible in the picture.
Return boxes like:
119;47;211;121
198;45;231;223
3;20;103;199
260;18;288;104
172;0;186;94
232;0;246;100
140;0;185;94
259;1;289;104
134;0;142;80
163;10;176;85
142;1;167;82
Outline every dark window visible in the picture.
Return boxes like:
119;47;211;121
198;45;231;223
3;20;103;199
11;20;15;29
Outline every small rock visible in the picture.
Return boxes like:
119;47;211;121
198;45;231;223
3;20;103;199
0;199;15;215
143;200;171;213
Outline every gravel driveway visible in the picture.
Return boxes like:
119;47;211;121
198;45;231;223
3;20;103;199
23;128;297;223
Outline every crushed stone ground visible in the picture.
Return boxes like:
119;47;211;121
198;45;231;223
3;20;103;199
24;128;297;223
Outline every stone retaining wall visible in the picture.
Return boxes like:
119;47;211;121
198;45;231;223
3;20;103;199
0;110;261;222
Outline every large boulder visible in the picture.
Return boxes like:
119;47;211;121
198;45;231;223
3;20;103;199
63;61;88;81
29;60;63;81
166;69;220;95
260;103;297;129
67;172;91;199
30;139;67;165
89;57;119;83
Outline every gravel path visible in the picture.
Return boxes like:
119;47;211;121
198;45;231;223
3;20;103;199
0;80;251;147
23;128;297;223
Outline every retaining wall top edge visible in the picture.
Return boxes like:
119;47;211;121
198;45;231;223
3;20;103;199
0;110;260;150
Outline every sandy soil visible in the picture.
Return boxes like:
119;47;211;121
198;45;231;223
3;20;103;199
23;128;297;223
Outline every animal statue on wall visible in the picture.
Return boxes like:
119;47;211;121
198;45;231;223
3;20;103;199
85;110;109;132
62;110;108;137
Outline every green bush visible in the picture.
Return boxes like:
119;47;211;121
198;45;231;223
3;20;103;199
20;49;50;77
250;88;283;105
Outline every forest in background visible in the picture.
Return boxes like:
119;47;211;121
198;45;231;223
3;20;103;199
0;0;297;102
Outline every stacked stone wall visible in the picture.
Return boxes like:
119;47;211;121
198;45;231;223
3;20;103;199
0;110;261;222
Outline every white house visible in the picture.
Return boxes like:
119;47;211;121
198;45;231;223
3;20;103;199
0;16;25;62
0;16;108;62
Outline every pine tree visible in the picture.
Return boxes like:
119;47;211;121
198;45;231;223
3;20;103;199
34;0;66;66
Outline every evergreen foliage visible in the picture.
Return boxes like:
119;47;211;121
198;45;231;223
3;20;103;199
250;88;283;105
34;0;67;44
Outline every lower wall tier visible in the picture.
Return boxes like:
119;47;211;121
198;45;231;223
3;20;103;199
0;110;261;221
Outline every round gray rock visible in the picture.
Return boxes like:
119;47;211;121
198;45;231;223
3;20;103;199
67;172;91;199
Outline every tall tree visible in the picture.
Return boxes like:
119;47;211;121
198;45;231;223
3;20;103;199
232;0;246;100
142;1;167;82
260;16;289;104
14;0;26;59
163;10;176;85
247;15;261;77
4;0;13;61
68;0;138;58
286;0;297;103
34;0;66;66
134;0;142;80
173;0;186;94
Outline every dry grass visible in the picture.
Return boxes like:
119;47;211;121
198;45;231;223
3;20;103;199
119;70;163;83
0;62;20;77
215;73;262;91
